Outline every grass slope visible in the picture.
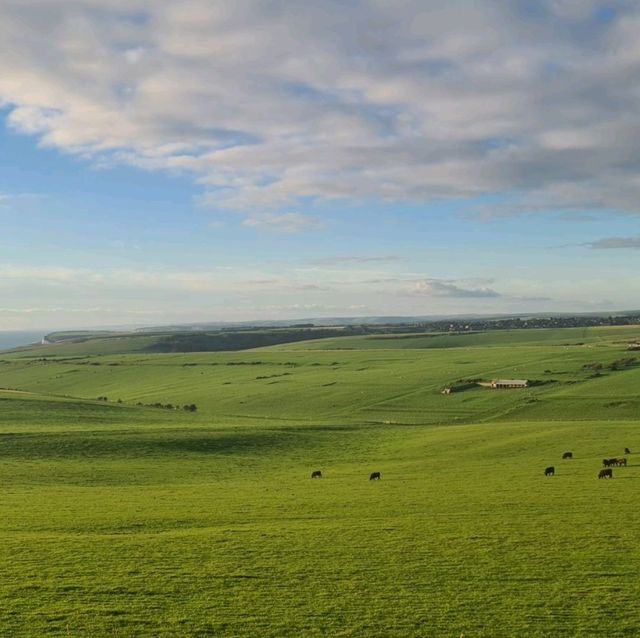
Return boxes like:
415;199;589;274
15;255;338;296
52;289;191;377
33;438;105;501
2;417;640;637
2;328;639;425
2;326;640;637
17;325;640;357
18;327;350;356
267;325;640;350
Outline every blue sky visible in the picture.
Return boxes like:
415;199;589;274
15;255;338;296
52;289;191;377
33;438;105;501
1;1;639;329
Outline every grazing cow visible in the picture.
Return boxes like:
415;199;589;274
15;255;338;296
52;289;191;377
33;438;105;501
625;447;632;455
562;452;573;459
616;458;627;467
369;471;381;481
598;468;613;479
603;458;614;467
607;458;618;467
311;470;322;478
545;466;555;476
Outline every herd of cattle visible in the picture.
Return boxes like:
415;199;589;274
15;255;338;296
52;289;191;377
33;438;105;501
311;449;633;482
310;470;381;480
544;447;632;479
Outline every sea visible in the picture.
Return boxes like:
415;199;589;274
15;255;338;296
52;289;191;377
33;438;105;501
0;331;46;352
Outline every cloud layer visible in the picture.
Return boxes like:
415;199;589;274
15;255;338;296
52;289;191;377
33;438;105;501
240;212;324;234
3;1;640;220
587;236;640;249
0;263;607;329
413;279;501;298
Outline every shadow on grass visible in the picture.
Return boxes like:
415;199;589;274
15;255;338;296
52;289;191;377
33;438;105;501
0;428;332;460
152;432;299;456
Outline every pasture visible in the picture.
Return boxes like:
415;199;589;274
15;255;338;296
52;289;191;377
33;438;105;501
2;326;640;636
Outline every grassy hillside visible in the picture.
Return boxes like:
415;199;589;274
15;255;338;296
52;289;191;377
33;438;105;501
2;327;639;425
18;327;350;356
2;326;640;636
2;410;640;636
267;325;640;350
0;389;202;432
17;324;640;357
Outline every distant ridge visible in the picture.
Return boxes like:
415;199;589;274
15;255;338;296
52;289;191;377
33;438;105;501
135;310;640;333
14;311;639;357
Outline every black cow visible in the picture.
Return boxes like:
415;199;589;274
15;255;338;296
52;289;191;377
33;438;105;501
625;447;632;455
545;466;555;476
603;458;614;467
598;468;613;479
605;458;618;467
311;470;322;479
562;452;573;459
369;471;381;481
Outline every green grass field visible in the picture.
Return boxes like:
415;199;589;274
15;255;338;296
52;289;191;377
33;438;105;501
2;326;640;636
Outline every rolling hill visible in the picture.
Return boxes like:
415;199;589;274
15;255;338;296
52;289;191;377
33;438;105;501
2;325;640;636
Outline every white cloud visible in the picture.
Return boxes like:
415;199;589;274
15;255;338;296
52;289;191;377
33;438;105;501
586;236;640;249
0;265;329;294
0;262;637;329
312;255;400;266
1;1;640;219
0;192;42;209
241;212;324;234
412;279;502;298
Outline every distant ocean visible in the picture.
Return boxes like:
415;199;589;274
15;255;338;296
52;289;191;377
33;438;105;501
0;331;45;351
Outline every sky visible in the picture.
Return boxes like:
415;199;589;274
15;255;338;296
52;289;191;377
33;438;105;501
1;0;639;330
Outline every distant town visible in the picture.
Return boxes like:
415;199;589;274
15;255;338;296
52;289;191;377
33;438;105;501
285;312;640;337
383;313;640;335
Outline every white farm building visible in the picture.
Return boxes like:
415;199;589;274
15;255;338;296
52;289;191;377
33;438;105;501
490;379;528;389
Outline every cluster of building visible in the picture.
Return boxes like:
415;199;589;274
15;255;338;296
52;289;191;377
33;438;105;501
441;379;529;394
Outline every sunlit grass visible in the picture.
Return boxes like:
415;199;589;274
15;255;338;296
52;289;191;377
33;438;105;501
2;327;640;636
